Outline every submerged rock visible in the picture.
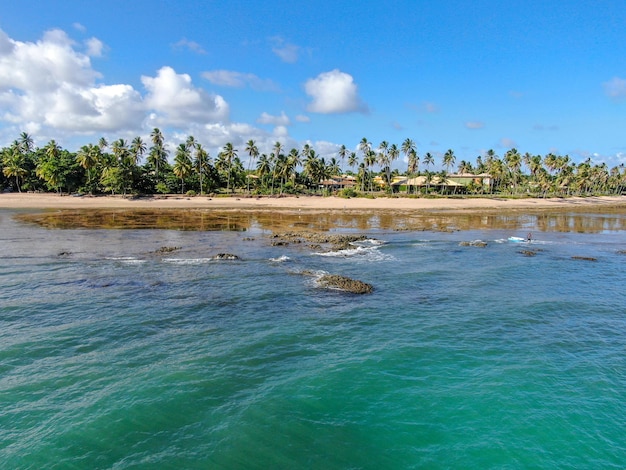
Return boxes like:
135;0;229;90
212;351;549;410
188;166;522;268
518;249;537;257
571;256;597;262
154;246;181;253
318;274;374;294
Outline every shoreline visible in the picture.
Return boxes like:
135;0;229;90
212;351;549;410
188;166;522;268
2;193;626;213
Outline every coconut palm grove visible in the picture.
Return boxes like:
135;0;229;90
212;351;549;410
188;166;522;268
2;130;625;197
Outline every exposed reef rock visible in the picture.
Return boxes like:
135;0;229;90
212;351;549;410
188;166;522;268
459;240;487;247
317;274;374;294
212;253;240;260
272;231;369;251
571;256;597;262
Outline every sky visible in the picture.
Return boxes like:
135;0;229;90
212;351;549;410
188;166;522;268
1;0;626;170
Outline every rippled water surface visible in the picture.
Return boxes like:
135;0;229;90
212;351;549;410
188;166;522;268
1;208;626;469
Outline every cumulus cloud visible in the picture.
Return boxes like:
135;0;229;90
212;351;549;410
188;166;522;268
304;69;367;114
603;77;626;100
0;27;144;135
141;66;229;127
465;121;484;129
201;70;278;91
270;36;299;63
0;27;310;155
295;114;310;123
257;111;290;126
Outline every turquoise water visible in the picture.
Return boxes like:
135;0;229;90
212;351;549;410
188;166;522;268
1;209;626;469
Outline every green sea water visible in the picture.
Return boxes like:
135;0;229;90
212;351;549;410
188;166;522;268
1;209;625;469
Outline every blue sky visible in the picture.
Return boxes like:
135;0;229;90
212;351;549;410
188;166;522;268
1;0;626;170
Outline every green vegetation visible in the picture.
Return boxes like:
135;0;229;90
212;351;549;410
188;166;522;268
1;131;624;197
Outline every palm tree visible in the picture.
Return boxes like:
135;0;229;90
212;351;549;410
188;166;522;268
36;140;63;193
443;149;456;174
256;154;271;190
423;152;434;172
270;141;283;194
245;139;259;193
337;144;349;175
2;143;27;192
348;152;358;173
19;132;34;154
364;150;377;191
406;149;419;193
149;128;165;181
220;142;238;193
130;136;147;166
173;143;192;193
504;148;522;194
76;143;101;192
194;144;210;195
287;148;301;187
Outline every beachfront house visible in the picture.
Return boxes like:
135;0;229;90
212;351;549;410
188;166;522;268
391;173;492;194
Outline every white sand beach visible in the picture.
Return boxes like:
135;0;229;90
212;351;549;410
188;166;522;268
1;193;625;212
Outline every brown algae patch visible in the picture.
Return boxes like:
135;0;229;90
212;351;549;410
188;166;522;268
13;207;626;234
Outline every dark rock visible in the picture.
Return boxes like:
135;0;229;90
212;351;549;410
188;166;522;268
213;253;240;260
518;249;536;257
318;274;373;294
154;246;181;253
571;256;597;261
459;240;487;247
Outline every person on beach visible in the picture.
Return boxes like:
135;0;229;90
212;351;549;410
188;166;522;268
526;232;532;242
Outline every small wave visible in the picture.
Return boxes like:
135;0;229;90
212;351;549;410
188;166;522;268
162;258;214;265
106;257;146;264
313;245;394;262
269;255;291;262
352;238;386;247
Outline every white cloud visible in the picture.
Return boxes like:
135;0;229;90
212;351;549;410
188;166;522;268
73;23;87;33
85;37;105;57
295;114;310;123
202;70;278;91
465;121;484;129
304;69;367;114
172;38;206;55
0;27;143;136
603;77;626;99
142;66;229;127
0;27;317;156
270;37;299;63
498;137;517;149
273;125;289;137
0;28;100;92
257;111;290;126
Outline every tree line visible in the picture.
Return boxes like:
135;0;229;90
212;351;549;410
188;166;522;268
1;131;624;197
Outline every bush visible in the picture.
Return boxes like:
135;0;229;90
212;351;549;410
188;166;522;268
186;190;197;197
156;182;169;194
339;188;358;198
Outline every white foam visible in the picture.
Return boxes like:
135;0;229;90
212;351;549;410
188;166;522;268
269;255;291;262
162;258;214;265
313;244;394;262
106;257;146;264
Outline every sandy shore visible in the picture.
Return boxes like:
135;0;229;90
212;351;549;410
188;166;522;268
1;193;625;212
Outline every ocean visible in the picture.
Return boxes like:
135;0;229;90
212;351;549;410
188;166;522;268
1;207;625;469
